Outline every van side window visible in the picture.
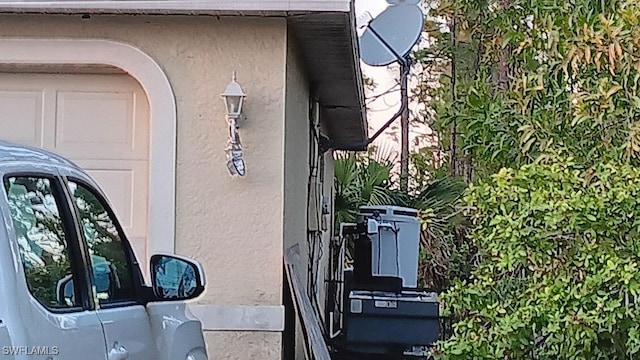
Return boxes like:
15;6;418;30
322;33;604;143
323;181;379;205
67;180;136;304
3;176;79;309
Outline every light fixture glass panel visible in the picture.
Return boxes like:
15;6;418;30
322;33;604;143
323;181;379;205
233;157;246;176
225;96;243;117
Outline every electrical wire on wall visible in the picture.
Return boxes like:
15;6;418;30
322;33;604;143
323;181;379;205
327;231;346;337
306;100;327;330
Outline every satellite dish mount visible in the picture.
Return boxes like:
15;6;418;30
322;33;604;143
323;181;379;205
335;2;423;165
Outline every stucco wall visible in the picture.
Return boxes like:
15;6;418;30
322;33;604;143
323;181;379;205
205;332;283;360
0;14;287;358
0;11;287;305
283;28;340;358
283;27;310;259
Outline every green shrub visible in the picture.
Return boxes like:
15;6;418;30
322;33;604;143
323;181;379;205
436;159;640;359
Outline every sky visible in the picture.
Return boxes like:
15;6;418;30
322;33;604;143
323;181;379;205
354;0;431;155
355;0;388;18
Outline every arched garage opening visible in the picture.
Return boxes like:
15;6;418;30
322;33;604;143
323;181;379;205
0;39;177;273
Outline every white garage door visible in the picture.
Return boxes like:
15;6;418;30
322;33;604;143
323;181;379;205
0;73;150;266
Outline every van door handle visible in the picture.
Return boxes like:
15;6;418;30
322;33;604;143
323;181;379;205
108;342;129;360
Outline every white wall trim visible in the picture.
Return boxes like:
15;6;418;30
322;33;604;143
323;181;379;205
188;304;285;332
0;38;177;256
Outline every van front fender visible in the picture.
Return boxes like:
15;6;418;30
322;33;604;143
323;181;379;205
146;303;207;360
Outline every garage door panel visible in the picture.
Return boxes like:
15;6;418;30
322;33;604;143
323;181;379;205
0;90;44;147
56;91;134;149
56;90;148;160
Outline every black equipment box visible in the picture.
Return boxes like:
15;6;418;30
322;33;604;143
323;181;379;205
344;290;440;355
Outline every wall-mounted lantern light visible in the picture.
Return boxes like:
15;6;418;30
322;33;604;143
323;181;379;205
221;72;247;177
221;72;247;119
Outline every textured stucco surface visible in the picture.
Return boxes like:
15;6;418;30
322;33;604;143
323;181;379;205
204;331;282;360
0;14;287;307
0;13;288;357
0;13;346;359
283;29;310;261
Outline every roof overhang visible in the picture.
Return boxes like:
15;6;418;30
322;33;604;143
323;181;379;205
0;0;368;149
0;1;352;14
288;10;367;149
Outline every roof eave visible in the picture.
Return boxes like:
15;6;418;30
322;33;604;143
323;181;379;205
288;7;368;148
347;1;368;146
0;0;352;14
0;0;369;149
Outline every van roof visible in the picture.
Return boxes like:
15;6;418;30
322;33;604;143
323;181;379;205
0;141;79;169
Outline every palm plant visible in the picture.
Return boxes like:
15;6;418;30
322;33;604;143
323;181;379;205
406;151;470;290
333;143;399;231
333;144;472;290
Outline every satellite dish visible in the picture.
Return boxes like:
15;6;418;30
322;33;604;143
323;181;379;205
354;2;423;187
359;4;424;66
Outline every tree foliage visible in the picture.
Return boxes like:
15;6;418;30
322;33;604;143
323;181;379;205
412;0;640;357
437;160;640;358
418;0;640;177
406;150;471;290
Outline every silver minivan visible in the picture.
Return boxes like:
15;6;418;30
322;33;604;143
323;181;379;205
0;141;207;360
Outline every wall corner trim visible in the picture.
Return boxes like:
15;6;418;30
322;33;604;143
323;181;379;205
189;304;285;332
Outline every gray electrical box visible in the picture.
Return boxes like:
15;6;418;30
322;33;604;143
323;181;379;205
358;206;421;288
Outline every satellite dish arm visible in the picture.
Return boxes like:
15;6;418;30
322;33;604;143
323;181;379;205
330;57;412;151
368;26;411;67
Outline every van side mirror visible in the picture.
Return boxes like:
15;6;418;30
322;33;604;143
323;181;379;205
150;254;205;301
